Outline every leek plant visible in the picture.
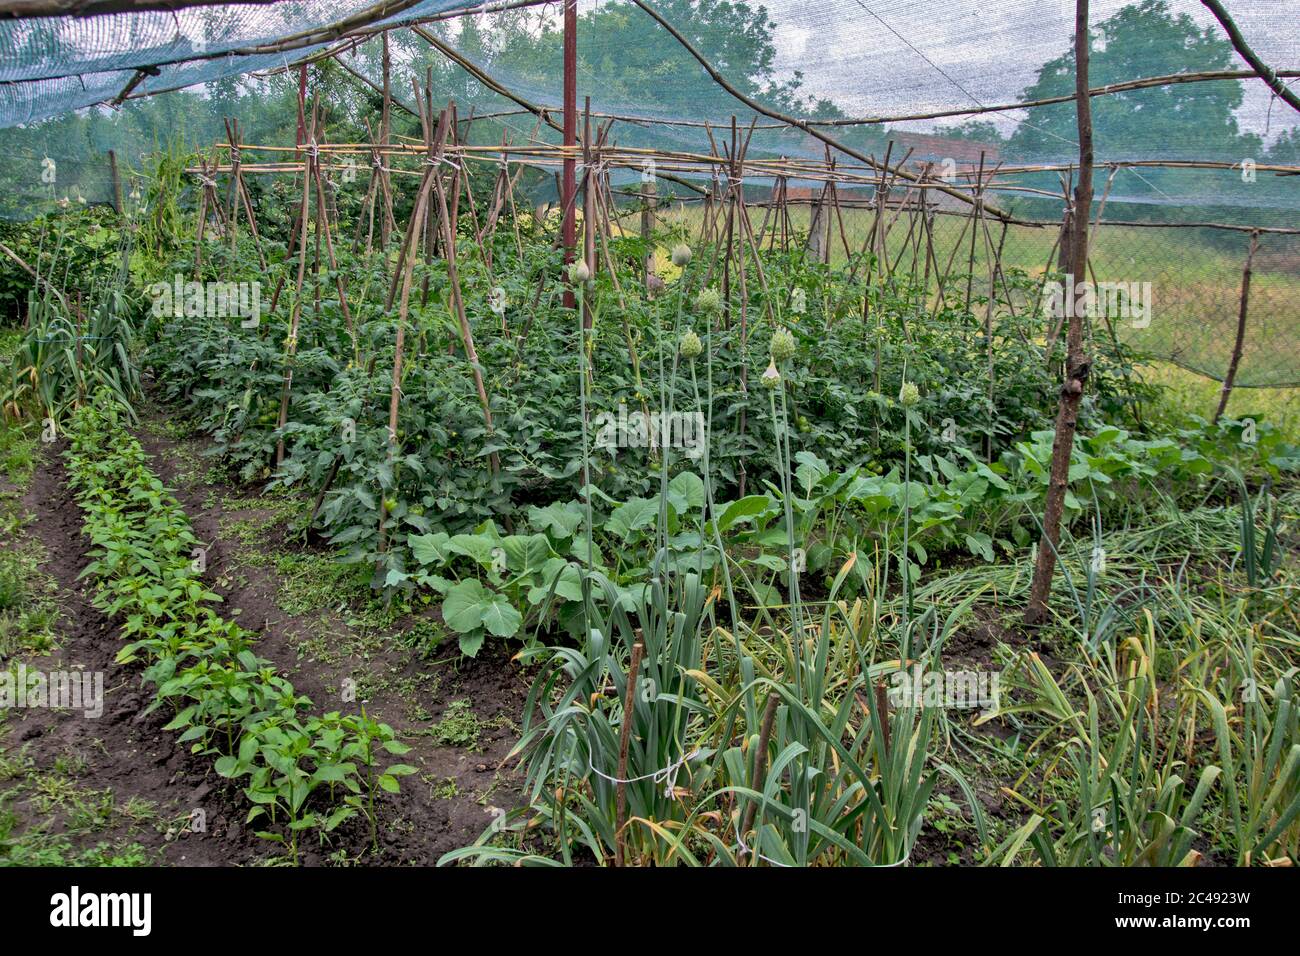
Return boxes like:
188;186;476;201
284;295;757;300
1199;669;1300;865
993;664;1221;866
1224;467;1282;588
3;212;141;426
709;578;987;867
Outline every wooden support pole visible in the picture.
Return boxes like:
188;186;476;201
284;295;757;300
561;0;577;310
1213;230;1260;423
1025;0;1095;627
106;149;122;215
614;640;645;868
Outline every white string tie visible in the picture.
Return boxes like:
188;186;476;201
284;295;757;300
733;821;790;867
589;746;702;798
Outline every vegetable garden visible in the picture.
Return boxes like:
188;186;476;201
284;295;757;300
0;0;1297;873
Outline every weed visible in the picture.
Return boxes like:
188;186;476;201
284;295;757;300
427;699;483;749
426;775;460;800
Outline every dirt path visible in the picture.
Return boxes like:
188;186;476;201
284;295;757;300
3;407;527;866
3;445;247;864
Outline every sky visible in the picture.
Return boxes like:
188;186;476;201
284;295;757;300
4;0;1296;149
760;0;1300;141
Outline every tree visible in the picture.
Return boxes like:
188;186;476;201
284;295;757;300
1008;0;1251;169
933;121;1006;145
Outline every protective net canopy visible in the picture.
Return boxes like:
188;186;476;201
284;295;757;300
0;0;1297;384
0;1;468;125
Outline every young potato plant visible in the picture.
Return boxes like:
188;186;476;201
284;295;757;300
398;474;716;656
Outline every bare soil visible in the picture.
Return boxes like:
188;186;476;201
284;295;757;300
1;408;527;866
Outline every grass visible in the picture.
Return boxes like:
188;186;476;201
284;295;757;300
426;775;461;800
0;338;60;661
426;699;484;749
0;329;38;487
0;424;35;487
0;823;154;867
1141;361;1300;442
0;735;162;867
273;550;372;615
0;537;60;660
219;495;300;546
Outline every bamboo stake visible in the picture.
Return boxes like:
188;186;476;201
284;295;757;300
581;97;596;331
225;118;267;270
377;100;448;554
640;176;656;285
964;152;987;316
429;110;501;476
275;116;317;467
311;135;357;357
380;30;393;252
1043;176;1074;359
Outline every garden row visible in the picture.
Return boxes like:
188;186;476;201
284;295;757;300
64;390;415;862
377;412;1291;659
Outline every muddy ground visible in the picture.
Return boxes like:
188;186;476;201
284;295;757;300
0;407;526;866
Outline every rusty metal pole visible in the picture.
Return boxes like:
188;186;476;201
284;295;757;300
562;0;578;310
